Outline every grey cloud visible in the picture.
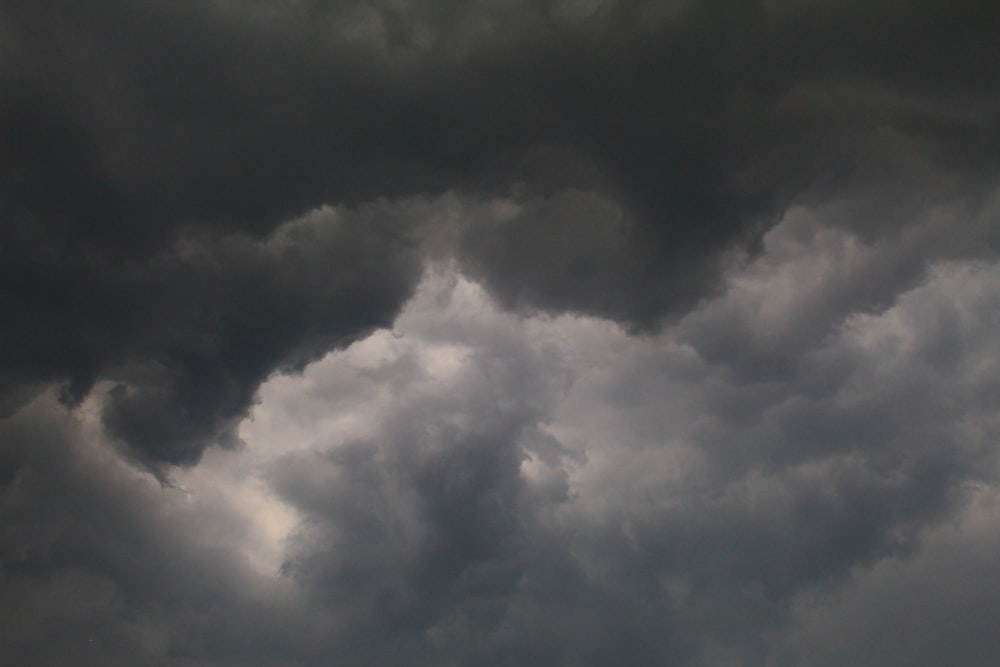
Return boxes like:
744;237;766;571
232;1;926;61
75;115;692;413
3;0;999;468
677;190;1000;384
3;198;426;469
457;189;729;327
264;278;576;664
252;255;1000;663
3;0;1000;664
3;0;996;241
549;255;1000;663
0;391;319;667
3;242;1000;665
772;486;1000;667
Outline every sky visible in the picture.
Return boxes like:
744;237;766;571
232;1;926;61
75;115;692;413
2;1;1000;665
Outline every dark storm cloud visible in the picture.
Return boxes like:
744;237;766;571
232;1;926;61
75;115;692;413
0;2;1000;422
3;0;1000;466
3;199;427;469
3;0;998;242
3;0;1000;665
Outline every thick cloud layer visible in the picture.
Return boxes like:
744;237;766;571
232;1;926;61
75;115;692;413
2;199;431;469
4;0;1000;464
2;0;1000;664
4;216;1000;664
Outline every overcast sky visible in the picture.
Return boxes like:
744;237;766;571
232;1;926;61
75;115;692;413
2;1;1000;665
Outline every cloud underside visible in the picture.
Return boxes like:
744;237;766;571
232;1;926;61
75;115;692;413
4;0;1000;463
2;0;1000;664
4;212;1000;665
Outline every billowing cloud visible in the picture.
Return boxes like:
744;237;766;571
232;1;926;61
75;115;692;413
2;198;434;469
6;209;999;664
2;0;1000;664
4;0;1000;461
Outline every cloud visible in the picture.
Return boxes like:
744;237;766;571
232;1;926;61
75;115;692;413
3;218;1000;663
2;198;431;469
2;1;1000;664
773;484;1000;667
12;223;982;664
0;389;314;667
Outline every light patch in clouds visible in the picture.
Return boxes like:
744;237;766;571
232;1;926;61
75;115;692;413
3;208;999;666
172;445;300;576
208;212;1000;663
65;385;302;580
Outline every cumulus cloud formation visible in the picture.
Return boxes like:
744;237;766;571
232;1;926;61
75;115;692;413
2;0;1000;664
3;198;433;470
